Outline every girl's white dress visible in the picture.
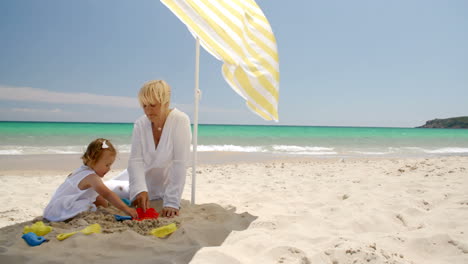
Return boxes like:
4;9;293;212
43;165;99;221
105;108;191;209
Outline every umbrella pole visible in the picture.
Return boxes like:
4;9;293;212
191;37;200;205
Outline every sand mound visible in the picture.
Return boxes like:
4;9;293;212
0;200;256;264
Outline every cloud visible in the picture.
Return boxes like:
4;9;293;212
12;108;62;113
0;85;139;108
0;85;260;124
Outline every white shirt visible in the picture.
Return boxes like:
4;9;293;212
128;108;191;209
43;165;98;221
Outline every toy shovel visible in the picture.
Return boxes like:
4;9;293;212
150;223;177;238
56;223;101;241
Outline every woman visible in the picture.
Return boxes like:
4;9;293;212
106;80;191;218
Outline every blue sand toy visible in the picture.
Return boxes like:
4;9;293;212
22;232;49;247
121;198;131;206
114;214;132;221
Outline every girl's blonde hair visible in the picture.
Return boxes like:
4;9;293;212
138;80;171;107
81;138;117;167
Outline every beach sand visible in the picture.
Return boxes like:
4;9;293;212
0;154;467;263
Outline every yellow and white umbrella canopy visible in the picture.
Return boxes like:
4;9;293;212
161;0;280;121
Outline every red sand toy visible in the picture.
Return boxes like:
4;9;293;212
136;208;159;221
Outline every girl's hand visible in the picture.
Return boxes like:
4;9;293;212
125;207;138;219
161;207;179;218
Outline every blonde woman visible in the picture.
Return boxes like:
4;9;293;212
106;80;191;218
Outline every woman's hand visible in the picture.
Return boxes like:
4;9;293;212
133;191;149;212
161;207;179;218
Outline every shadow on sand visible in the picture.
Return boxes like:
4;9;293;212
0;200;257;264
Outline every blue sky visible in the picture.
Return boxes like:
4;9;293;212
0;0;467;127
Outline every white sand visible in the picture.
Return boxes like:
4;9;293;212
0;156;467;264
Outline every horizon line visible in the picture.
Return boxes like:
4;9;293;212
0;119;424;129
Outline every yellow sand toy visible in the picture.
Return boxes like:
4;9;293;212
23;221;53;236
150;223;177;238
56;223;101;241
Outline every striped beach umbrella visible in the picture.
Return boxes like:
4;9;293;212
160;0;279;203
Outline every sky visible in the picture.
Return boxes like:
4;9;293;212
0;0;467;127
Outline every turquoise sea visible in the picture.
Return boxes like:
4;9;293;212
1;121;468;158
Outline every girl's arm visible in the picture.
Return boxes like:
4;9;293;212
82;174;138;219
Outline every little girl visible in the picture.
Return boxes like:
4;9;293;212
43;138;138;221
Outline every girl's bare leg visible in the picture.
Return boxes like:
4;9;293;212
94;195;109;208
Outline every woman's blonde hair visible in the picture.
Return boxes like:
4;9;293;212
138;80;171;107
81;138;117;167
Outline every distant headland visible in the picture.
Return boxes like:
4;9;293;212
417;116;468;129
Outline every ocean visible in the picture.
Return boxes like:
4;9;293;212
1;121;468;158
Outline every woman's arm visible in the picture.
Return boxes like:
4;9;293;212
82;174;138;218
128;120;149;204
163;113;191;214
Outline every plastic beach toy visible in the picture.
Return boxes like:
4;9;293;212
114;214;132;221
121;198;132;206
150;223;177;238
136;208;159;221
56;223;101;241
22;232;49;247
23;221;53;236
